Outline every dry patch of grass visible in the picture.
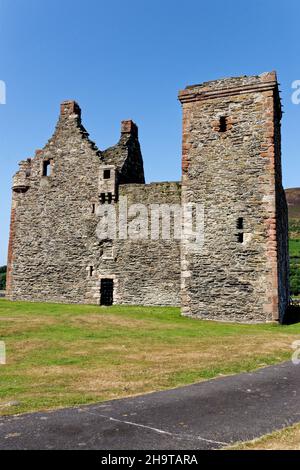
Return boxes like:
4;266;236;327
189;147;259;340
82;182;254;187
69;313;159;330
0;315;56;336
1;299;300;416
227;423;300;450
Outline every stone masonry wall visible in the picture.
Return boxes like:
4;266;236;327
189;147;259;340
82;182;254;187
274;100;290;321
85;182;181;306
6;102;103;303
179;72;289;322
6;102;146;304
7;102;181;307
7;72;289;322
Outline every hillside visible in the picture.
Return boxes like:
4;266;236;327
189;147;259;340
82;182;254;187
286;188;300;239
286;188;300;296
286;188;300;220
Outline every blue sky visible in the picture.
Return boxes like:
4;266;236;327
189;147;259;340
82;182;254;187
0;0;299;265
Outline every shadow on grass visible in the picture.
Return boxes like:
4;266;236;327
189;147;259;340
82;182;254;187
282;303;300;325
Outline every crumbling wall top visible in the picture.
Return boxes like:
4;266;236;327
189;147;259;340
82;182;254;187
178;71;279;104
60;100;81;118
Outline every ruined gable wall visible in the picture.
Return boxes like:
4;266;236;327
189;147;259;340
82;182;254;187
6;102;102;303
7;102;181;307
102;120;145;185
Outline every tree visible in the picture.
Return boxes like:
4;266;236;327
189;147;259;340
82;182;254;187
0;266;6;290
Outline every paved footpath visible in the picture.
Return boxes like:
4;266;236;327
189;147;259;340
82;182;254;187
1;361;300;450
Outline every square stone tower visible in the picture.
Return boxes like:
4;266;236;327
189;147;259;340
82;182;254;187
179;72;289;323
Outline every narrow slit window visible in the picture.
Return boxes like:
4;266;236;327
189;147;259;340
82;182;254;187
89;266;94;277
43;160;51;177
219;116;228;133
100;193;106;204
92;203;95;214
236;217;244;230
103;169;111;180
237;233;244;243
107;193;113;204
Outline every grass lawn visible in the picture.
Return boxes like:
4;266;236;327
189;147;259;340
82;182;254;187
1;299;300;417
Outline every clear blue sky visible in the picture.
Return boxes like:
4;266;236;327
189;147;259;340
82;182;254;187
1;0;299;265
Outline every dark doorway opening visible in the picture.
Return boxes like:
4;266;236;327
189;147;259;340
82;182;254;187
100;278;113;306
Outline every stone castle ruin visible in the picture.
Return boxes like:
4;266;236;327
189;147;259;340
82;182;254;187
6;72;289;322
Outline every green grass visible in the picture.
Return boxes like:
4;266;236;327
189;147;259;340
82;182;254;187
289;239;300;258
1;299;300;416
289;239;300;296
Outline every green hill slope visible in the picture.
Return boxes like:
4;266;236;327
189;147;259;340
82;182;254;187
286;187;300;219
286;188;300;296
